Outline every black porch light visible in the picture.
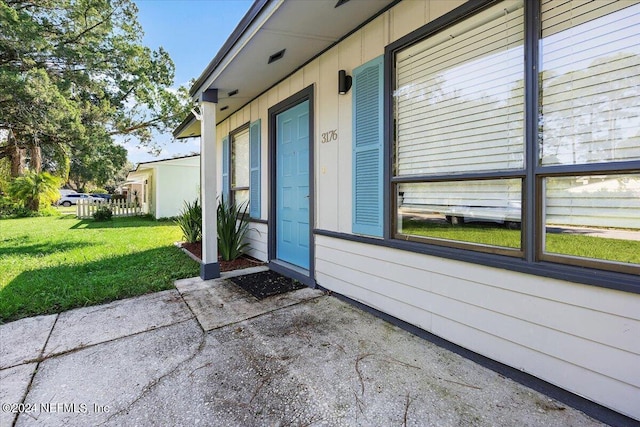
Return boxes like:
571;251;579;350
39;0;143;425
338;69;352;95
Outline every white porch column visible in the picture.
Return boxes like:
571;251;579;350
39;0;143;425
200;89;219;279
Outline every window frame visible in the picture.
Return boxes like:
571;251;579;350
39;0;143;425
380;0;640;287
228;123;250;209
389;0;527;258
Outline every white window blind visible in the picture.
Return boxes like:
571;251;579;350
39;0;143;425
395;0;524;176
540;0;640;165
399;179;521;213
545;174;640;229
232;128;250;188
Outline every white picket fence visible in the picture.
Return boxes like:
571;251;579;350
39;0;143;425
77;199;142;219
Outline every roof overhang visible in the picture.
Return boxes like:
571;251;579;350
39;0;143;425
131;154;200;171
173;112;200;139
174;0;394;139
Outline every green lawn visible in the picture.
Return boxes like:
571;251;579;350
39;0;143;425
0;212;199;323
401;219;640;264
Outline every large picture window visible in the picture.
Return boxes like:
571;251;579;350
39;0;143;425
388;0;640;276
538;0;640;273
393;0;525;255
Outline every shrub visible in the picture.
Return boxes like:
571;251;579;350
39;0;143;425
217;196;250;261
93;206;113;221
9;171;61;212
0;195;20;218
0;195;59;218
175;199;202;243
37;206;60;217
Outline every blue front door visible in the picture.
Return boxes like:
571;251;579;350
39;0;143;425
276;100;310;269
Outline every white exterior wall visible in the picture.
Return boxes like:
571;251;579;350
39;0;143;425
213;0;640;419
244;222;268;262
151;157;200;219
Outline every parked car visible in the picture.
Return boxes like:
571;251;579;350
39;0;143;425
91;193;111;201
58;193;104;207
59;189;78;197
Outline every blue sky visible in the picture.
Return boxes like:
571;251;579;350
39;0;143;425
123;0;253;165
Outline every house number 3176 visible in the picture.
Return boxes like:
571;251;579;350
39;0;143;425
321;130;337;143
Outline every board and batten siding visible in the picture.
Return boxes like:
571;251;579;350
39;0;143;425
214;0;467;234
315;235;640;420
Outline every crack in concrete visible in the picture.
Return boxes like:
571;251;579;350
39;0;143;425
41;317;196;361
13;313;59;427
98;331;206;426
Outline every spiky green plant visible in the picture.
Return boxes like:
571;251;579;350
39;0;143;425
175;199;202;243
9;171;61;212
217;196;250;261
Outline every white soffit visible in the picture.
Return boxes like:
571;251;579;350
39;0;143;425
190;0;393;131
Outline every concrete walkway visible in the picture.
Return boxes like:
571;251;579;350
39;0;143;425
1;268;605;426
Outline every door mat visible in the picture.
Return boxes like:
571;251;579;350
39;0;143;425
228;270;306;300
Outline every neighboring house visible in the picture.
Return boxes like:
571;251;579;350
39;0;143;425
174;0;639;421
124;154;200;218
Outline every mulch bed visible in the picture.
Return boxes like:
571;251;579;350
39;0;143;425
180;241;264;272
228;270;305;300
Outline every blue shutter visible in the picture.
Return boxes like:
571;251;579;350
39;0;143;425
352;55;384;237
249;119;261;218
221;136;230;203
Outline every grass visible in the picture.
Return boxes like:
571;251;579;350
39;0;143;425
401;218;640;264
401;219;522;249
0;211;199;323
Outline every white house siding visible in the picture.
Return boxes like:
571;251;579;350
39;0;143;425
211;0;639;419
244;222;268;262
153;158;200;219
315;235;640;419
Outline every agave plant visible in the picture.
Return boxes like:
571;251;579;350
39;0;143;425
175;199;202;243
217;196;250;261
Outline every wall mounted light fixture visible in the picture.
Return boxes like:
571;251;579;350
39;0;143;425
338;70;352;95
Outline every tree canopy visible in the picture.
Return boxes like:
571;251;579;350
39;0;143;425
0;0;191;183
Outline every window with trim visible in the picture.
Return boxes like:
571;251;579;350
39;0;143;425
386;0;639;275
223;120;261;219
230;125;250;208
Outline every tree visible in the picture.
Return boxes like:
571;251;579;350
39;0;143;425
0;156;11;194
0;0;191;178
104;160;133;193
9;170;61;211
68;131;127;191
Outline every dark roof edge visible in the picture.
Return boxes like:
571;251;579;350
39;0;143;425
189;0;272;98
134;153;200;171
173;111;196;139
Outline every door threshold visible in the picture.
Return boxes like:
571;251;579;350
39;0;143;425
268;260;315;288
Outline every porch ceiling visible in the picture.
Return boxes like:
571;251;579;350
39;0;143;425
175;0;393;138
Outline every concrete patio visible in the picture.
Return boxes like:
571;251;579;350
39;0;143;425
1;268;606;426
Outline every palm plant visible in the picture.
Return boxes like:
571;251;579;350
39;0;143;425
9;171;61;212
217;196;250;261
